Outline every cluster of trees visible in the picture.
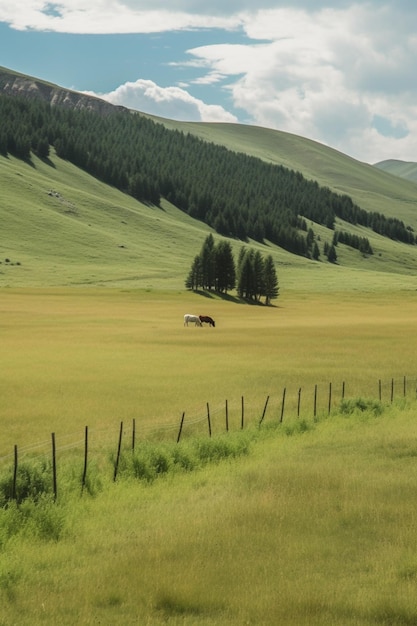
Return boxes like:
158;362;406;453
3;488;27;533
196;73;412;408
185;235;279;305
333;230;373;255
1;92;415;255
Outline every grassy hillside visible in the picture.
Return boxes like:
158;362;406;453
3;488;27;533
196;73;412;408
2;65;417;291
148;116;417;232
2;148;417;291
0;150;216;289
374;159;417;184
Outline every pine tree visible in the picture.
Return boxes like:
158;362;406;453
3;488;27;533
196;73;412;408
263;255;279;305
200;234;216;290
185;255;203;291
327;244;337;263
237;248;253;299
215;241;236;293
253;250;265;301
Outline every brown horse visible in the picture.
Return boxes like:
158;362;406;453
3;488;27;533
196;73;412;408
199;315;215;327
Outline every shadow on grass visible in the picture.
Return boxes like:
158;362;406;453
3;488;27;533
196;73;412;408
192;289;278;307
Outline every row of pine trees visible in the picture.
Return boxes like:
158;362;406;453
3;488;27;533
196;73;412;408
185;235;279;305
1;93;414;257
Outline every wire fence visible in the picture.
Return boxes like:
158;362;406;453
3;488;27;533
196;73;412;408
1;374;417;496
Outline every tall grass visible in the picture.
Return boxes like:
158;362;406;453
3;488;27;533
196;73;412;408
2;399;417;624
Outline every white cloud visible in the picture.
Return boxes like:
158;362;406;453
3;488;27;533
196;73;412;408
183;5;417;161
1;1;417;161
0;1;242;33
89;78;238;123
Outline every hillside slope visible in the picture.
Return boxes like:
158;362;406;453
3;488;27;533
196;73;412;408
374;159;417;184
2;66;417;292
149;117;417;232
2;65;417;230
2;149;417;292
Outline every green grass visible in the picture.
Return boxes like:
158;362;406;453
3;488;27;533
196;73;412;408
2;400;417;625
1;288;417;624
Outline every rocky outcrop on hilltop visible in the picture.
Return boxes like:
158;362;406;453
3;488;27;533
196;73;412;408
0;66;126;116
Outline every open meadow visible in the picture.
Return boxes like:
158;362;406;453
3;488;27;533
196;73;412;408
2;286;417;459
2;287;417;624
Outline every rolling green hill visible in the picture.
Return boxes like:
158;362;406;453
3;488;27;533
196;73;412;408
374;158;417;184
151;117;417;231
2;66;417;292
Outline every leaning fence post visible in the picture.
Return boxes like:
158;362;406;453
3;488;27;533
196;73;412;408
207;402;212;437
259;395;270;425
177;412;185;443
113;421;123;482
280;388;286;423
81;426;88;493
12;444;18;501
51;432;57;501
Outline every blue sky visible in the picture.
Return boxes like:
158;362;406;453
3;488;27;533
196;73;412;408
1;1;416;164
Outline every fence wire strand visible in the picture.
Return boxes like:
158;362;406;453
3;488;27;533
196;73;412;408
1;375;416;470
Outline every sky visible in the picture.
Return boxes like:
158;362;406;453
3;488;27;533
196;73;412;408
0;1;416;164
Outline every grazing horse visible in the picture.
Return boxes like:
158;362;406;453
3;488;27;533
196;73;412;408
184;314;202;327
199;315;216;327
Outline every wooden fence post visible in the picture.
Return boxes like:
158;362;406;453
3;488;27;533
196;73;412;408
132;418;136;453
314;385;317;418
280;388;286;423
51;432;57;501
297;387;301;418
81;426;88;493
379;379;382;402
403;376;406;397
177;412;185;443
225;399;229;432
241;396;244;430
328;382;332;414
113;421;123;482
259;395;270;425
206;402;212;437
12;444;18;501
391;378;394;403
342;381;345;400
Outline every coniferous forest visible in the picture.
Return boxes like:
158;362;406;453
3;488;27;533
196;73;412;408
1;93;415;257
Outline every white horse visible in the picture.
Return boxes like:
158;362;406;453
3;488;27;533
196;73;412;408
184;314;202;327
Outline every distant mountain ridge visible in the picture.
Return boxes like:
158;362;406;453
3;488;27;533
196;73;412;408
374;159;417;184
0;65;126;116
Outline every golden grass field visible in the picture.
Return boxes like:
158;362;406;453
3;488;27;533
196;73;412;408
2;286;417;459
2;287;417;625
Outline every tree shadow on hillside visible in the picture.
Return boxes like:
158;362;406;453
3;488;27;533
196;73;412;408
192;290;279;306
